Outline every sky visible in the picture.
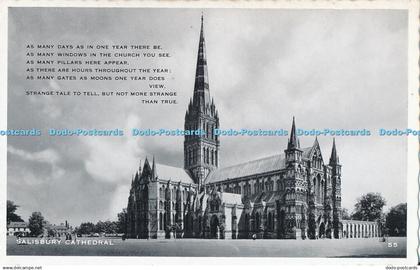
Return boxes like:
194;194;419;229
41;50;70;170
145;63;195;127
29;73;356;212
7;8;408;226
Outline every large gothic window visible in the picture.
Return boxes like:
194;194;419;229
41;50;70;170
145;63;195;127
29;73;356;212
267;212;273;231
316;175;321;203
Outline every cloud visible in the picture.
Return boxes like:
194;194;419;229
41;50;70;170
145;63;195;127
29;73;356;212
8;146;65;185
8;145;61;164
28;94;63;120
110;184;131;217
83;114;144;183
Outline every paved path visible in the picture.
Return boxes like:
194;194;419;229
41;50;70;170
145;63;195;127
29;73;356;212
7;236;406;257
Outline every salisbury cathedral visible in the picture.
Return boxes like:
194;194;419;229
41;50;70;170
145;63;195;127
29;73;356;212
125;16;379;240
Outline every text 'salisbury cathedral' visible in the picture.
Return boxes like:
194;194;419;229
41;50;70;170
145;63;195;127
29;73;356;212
126;16;379;240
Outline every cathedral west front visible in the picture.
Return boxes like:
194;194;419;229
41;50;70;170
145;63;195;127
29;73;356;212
125;16;379;240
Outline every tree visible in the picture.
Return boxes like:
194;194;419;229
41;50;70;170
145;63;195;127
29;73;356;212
351;192;386;221
28;212;45;236
77;222;95;235
101;220;117;234
47;228;56;237
385;203;407;236
95;221;106;233
7;200;24;224
341;208;351;220
117;208;127;234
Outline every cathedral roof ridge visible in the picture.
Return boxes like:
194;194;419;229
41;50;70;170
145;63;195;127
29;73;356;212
217;153;284;170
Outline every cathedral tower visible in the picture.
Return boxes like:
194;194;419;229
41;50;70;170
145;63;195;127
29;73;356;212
184;15;220;187
283;117;305;239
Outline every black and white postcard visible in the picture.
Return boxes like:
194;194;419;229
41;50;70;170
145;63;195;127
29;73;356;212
0;1;419;270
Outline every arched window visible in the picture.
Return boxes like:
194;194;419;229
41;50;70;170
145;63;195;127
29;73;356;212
159;213;163;230
210;200;219;212
190;149;194;166
211;150;214;165
245;214;250;232
184;151;187;165
163;213;167;229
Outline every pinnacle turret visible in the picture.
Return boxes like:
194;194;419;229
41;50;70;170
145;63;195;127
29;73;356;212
287;117;300;149
329;138;339;165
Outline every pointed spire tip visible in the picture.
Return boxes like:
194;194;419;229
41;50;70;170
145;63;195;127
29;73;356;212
288;117;298;149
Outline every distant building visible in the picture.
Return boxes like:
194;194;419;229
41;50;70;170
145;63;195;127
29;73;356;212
44;221;72;237
7;222;30;236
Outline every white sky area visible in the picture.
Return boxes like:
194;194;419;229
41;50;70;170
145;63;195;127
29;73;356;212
7;8;407;226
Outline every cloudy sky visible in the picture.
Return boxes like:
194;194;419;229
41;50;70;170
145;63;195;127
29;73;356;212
7;8;407;226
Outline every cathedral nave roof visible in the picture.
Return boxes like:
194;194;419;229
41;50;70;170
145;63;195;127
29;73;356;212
154;163;195;184
205;153;286;184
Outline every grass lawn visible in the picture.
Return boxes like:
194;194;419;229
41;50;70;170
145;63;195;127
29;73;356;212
6;236;406;257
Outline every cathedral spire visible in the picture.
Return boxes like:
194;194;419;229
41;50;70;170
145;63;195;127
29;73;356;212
184;14;220;184
329;138;339;165
288;117;299;149
193;14;210;112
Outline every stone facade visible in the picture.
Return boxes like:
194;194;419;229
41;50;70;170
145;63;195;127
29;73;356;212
125;16;378;240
